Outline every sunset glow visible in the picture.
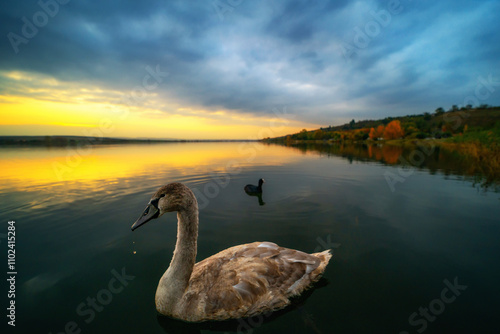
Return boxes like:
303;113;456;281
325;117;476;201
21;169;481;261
0;71;314;139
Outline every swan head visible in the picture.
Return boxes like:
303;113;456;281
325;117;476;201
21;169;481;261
259;178;265;186
131;183;196;231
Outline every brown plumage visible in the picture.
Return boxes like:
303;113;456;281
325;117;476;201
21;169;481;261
131;183;332;322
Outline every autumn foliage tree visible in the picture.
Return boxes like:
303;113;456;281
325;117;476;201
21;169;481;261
383;120;404;139
369;128;376;139
377;125;385;137
369;124;385;139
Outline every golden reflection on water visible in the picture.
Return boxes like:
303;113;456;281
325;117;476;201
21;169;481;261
0;143;298;190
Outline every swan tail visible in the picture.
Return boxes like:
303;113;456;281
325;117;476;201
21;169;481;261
312;249;332;265
310;249;332;282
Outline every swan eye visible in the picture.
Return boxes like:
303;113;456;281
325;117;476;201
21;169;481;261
150;198;161;209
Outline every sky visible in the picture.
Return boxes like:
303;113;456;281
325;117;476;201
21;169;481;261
1;0;499;139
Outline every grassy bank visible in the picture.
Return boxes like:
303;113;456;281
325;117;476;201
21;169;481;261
439;126;500;184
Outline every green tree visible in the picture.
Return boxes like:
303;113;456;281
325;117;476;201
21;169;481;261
314;129;324;140
435;107;445;115
354;130;369;140
297;129;308;140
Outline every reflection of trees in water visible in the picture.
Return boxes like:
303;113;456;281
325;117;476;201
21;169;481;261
368;145;402;164
435;145;500;189
268;142;498;190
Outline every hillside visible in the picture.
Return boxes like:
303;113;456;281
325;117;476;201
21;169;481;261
264;106;500;144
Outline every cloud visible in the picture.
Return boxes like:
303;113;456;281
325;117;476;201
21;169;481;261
1;0;499;129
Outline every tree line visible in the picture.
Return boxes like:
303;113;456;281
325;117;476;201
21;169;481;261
264;105;500;144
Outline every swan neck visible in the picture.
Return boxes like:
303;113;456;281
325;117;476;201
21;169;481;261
173;208;198;269
156;206;198;314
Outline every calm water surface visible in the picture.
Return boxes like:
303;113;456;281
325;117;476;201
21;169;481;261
1;142;498;334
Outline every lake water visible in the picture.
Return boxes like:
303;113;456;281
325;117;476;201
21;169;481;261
1;142;499;334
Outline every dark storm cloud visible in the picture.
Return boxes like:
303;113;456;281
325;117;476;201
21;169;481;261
1;0;499;125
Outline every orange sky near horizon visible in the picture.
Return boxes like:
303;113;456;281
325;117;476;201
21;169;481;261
0;70;318;140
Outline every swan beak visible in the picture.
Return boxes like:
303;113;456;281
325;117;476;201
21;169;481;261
131;203;159;231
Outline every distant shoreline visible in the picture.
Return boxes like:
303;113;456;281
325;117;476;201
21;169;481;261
0;136;257;147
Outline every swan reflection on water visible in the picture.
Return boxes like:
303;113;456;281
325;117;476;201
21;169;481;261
244;178;266;206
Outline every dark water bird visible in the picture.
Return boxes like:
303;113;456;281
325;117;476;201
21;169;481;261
131;183;331;322
244;178;265;194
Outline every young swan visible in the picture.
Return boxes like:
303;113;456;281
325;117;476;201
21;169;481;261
131;183;331;322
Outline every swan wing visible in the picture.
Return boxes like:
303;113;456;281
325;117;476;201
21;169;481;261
180;242;331;321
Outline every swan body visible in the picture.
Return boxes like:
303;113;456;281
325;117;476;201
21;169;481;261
244;178;265;194
131;183;331;322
